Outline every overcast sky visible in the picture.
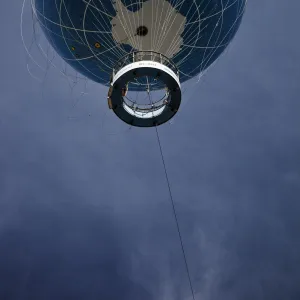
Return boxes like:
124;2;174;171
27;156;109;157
1;1;300;299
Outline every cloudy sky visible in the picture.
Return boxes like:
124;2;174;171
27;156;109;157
1;0;300;299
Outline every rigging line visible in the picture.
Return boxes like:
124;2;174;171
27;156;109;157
147;87;195;300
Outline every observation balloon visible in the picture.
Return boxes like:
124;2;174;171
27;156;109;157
32;0;246;127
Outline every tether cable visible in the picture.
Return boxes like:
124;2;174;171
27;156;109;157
146;81;195;300
154;126;196;300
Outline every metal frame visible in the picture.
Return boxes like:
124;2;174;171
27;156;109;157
108;51;181;127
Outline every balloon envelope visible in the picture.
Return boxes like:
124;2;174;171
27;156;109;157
33;0;246;90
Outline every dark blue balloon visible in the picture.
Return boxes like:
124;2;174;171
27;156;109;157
33;0;246;90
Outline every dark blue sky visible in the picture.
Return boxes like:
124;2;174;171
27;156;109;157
1;1;300;299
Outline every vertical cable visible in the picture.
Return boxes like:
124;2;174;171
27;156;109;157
155;126;196;300
147;78;195;300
